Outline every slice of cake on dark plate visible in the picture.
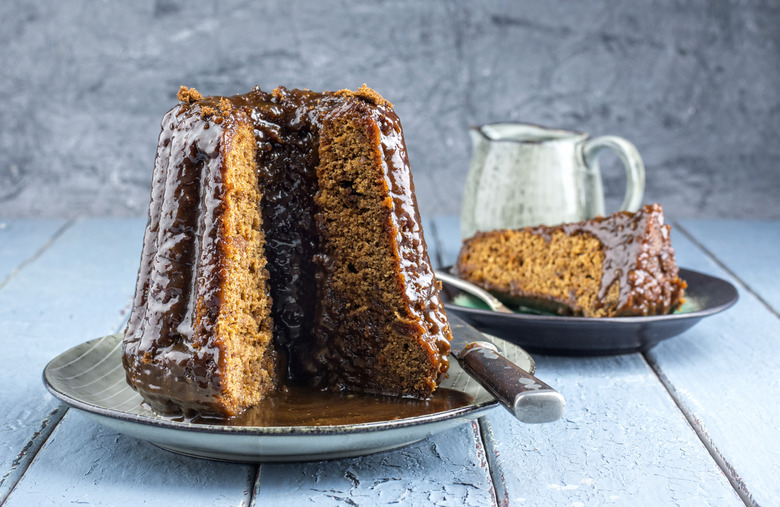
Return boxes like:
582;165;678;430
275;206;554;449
454;204;686;317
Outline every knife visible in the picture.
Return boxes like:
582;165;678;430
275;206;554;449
448;313;565;423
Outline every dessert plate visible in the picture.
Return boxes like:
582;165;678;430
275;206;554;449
440;268;738;355
43;332;533;463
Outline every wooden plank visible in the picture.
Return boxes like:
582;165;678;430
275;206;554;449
431;216;742;505
678;219;780;314
253;420;496;507
646;224;780;505
0;219;67;283
480;354;741;506
4;411;254;507
0;219;147;501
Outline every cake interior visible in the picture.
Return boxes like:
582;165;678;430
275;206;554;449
312;105;440;396
212;120;278;415
456;229;619;317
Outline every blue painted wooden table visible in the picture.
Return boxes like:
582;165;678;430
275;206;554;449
1;217;777;506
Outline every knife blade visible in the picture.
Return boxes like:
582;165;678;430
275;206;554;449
448;313;565;423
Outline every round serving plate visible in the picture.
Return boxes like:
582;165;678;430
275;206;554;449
44;332;534;462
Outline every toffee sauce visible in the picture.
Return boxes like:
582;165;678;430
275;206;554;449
175;386;473;427
552;203;679;315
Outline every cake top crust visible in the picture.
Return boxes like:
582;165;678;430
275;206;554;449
171;85;397;137
177;86;202;103
176;83;392;109
334;84;393;107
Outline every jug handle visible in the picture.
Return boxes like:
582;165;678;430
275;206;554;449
582;136;645;212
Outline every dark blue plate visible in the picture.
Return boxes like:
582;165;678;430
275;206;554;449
440;268;738;356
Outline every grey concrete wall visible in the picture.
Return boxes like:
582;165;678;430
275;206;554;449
2;0;779;219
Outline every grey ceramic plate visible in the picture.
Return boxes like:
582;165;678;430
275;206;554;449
43;333;533;463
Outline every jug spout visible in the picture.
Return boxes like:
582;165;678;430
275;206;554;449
469;125;489;151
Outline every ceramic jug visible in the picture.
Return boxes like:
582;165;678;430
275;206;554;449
460;123;645;239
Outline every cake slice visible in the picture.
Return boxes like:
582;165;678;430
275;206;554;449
454;204;686;317
122;94;278;416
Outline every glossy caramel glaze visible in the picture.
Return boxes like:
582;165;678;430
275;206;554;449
123;86;451;416
123;103;240;414
552;204;684;315
561;204;685;315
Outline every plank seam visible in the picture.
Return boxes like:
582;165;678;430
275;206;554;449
248;464;262;507
642;354;756;507
675;221;780;321
1;218;98;505
0;405;70;505
0;219;77;293
476;417;505;507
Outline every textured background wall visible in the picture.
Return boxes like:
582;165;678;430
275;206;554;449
1;0;779;220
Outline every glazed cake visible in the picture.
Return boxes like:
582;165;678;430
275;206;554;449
454;204;686;317
122;85;452;417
